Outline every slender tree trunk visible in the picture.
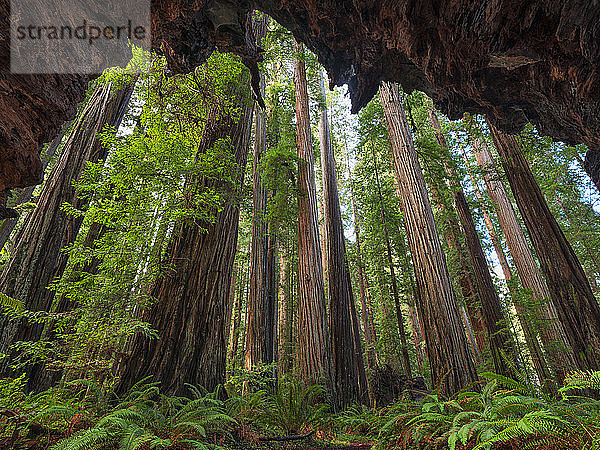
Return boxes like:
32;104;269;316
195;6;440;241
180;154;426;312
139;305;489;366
453;190;514;376
460;304;481;363
427;167;487;356
370;142;413;379
245;16;277;370
488;121;600;371
228;255;250;378
227;259;239;350
429;110;513;376
265;232;278;368
117;83;254;395
227;265;240;369
380;82;476;395
293;40;333;393
277;244;293;376
408;304;424;370
318;71;368;406
346;149;378;369
0;79;135;356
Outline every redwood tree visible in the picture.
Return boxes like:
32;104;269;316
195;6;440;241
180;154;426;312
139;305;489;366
429;110;514;377
345;149;378;370
465;118;576;380
117;71;254;395
293;40;334;393
488;121;600;371
244;16;278;370
318;71;368;405
0;79;135;353
458;136;554;382
380;82;476;394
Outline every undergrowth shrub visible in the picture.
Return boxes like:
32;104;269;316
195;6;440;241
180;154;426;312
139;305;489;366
261;376;329;435
373;370;600;449
0;376;236;449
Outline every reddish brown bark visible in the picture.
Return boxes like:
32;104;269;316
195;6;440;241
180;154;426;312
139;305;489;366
489;122;600;371
458;141;553;382
318;71;368;406
244;16;278;370
0;80;134;356
429;110;514;376
117;85;254;395
380;82;476;395
345;149;378;370
293;40;334;392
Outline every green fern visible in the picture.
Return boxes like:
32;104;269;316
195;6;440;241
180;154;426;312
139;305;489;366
376;371;600;450
0;291;25;316
49;379;235;450
262;376;329;434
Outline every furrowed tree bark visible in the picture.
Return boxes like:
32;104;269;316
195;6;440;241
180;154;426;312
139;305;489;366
0;79;135;361
488;121;600;371
293;39;334;394
429;110;513;377
245;14;277;371
318;71;368;406
471;121;576;379
117;87;254;395
380;82;476;394
458;142;552;383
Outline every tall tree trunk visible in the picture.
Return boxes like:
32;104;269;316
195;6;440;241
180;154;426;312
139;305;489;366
458;143;552;382
227;264;240;369
429;110;513;377
318;71;368;406
380;82;476;395
370;141;412;379
117;85;254;395
345;149;378;370
488;121;600;371
426;162;487;357
245;15;277;370
0;79;135;356
293;40;333;393
453;189;514;376
470;121;577;379
460;304;481;363
265;231;278;368
0;131;64;252
277;244;293;376
228;255;250;378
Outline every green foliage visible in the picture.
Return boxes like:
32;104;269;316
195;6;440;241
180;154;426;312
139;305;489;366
8;50;253;387
373;371;600;449
261;376;329;435
0;376;236;449
0;291;25;317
